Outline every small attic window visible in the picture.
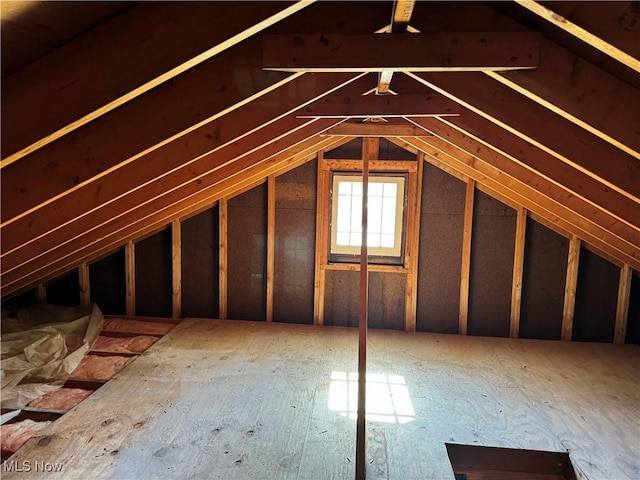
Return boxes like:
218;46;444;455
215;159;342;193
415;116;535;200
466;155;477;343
329;173;406;265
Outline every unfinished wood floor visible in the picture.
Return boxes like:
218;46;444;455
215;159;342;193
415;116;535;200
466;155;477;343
4;319;639;479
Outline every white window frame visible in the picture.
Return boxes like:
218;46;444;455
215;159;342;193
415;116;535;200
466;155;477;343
330;173;406;262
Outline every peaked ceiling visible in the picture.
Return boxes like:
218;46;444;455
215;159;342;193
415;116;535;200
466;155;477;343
1;1;639;299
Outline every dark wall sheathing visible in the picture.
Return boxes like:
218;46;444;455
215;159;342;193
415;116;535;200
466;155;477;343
274;160;317;325
572;248;618;342
89;248;126;315
324;138;362;159
626;273;640;344
324;270;406;329
324;270;359;327
228;184;267;321
416;163;466;333
468;191;516;337
369;272;405;330
519;219;568;340
181;206;220;319
46;269;80;306
135;228;172;317
378;138;416;160
2;288;37;315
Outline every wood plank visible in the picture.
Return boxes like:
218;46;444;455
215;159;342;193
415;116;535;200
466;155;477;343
408;124;639;262
404;152;424;333
298;93;459;118
401;137;639;271
171;219;181;320
266;176;276;323
125;241;135;317
320;120;432;137
5;319;638;479
313;152;330;326
322;159;417;173
36;283;47;305
409;71;640;200
356;137;376;480
1;136;347;298
561;235;581;341
0;119;343;295
614;264;633;344
263;32;541;71
219;199;228;320
79;262;90;305
459;180;476;336
510;207;527;339
0;37;294;224
1;2;312;164
515;0;640;73
412;113;638;229
0;74;367;266
377;0;417;93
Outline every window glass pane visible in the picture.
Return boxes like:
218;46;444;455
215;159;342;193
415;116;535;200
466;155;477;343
336;232;350;246
352;182;363;196
369;182;383;197
368;232;381;247
337;196;352;232
350;196;362;233
381;197;397;234
338;182;352;195
381;233;395;248
368;196;383;233
383;182;397;197
350;233;361;246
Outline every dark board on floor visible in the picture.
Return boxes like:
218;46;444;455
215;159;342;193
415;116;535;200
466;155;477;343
228;184;267;321
468;191;516;337
181;206;220;319
572;247;618;342
135;228;172;317
274;160;317;324
519;218;568;340
89;248;126;315
46;269;80;307
416;163;466;333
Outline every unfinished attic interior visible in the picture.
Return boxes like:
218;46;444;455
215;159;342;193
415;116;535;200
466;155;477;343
1;0;639;478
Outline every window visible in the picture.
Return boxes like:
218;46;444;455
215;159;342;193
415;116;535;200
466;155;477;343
330;173;406;264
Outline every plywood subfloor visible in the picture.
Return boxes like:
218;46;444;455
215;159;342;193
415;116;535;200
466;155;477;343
3;319;639;479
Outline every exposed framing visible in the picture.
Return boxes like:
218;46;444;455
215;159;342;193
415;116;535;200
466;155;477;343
562;235;581;341
266;175;276;322
614;264;632;344
510;206;527;338
79;262;90;305
459;179;476;336
172;219;182;319
125;241;135;316
219;198;228;320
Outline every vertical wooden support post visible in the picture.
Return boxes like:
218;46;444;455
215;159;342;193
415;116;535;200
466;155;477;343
36;283;47;304
313;151;329;326
219;198;228;320
614;264;632;344
561;235;581;341
79;262;91;305
459;179;475;335
510;207;527;338
266;176;276;322
172;219;182;319
404;151;424;332
125;241;136;317
356;137;376;480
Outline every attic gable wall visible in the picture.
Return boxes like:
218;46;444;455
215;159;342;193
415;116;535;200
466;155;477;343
5;144;636;344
